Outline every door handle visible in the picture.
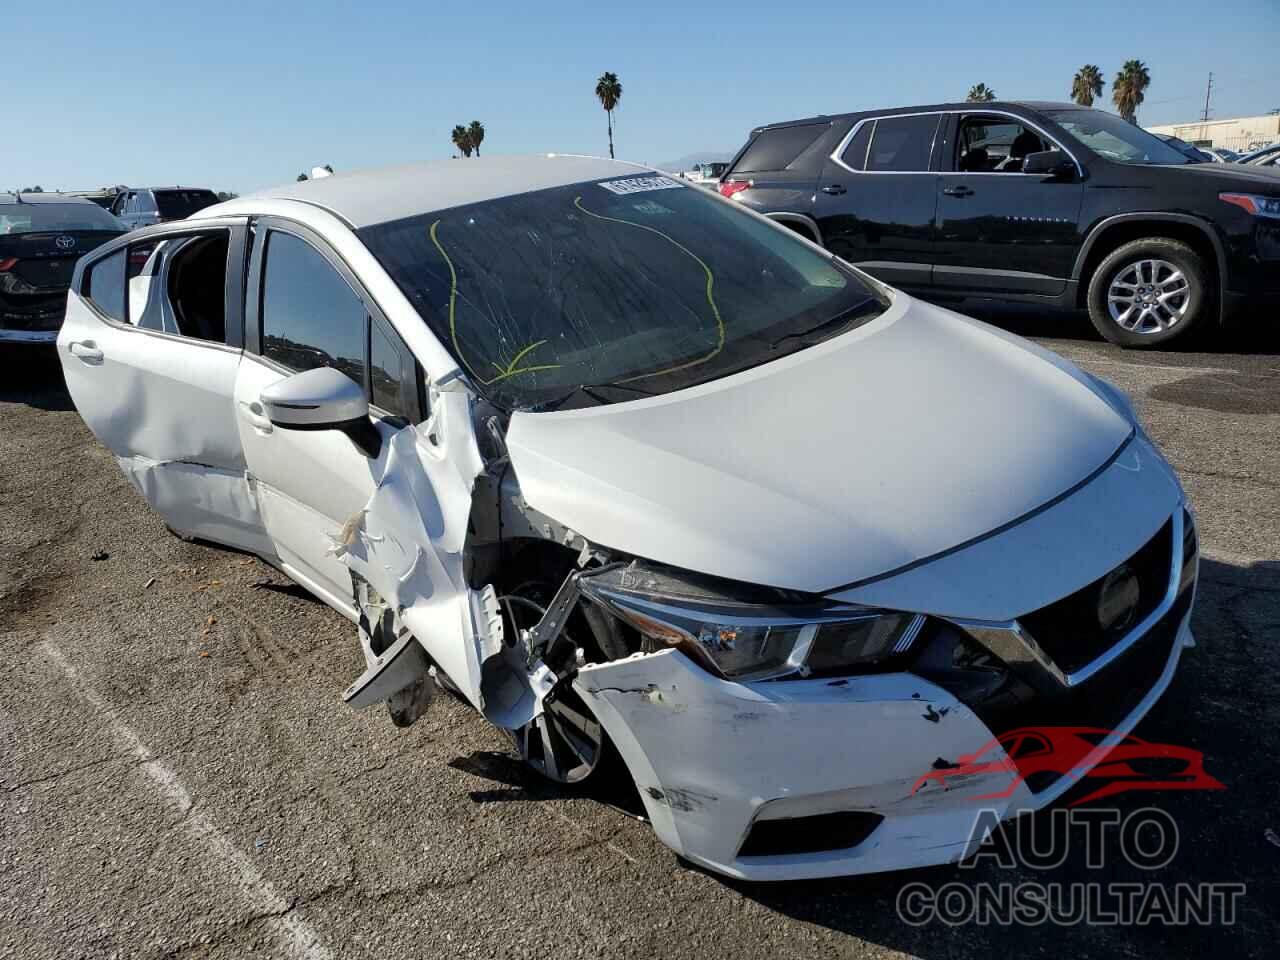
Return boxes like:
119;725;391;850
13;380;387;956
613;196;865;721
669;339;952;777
943;186;974;197
68;340;104;364
821;184;847;195
239;400;274;434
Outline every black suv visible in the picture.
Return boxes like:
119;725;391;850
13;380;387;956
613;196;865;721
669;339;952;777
720;101;1280;346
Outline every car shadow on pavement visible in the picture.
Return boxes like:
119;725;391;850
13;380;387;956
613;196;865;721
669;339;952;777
723;555;1279;957
0;346;75;411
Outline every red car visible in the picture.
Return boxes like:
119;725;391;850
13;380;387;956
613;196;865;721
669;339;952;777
912;726;1224;807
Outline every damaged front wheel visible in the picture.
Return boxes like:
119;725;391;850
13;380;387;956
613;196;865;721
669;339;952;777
498;593;611;785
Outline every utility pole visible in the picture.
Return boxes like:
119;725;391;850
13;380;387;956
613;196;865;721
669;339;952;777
1201;71;1213;123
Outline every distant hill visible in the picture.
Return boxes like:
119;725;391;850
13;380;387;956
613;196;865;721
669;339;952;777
653;150;734;173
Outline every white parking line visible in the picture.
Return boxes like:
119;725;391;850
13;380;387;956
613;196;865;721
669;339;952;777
39;640;333;960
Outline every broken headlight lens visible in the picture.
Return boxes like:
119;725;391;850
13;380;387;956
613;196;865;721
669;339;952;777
579;564;924;681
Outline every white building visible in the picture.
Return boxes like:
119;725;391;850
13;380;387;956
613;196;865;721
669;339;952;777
1147;114;1280;153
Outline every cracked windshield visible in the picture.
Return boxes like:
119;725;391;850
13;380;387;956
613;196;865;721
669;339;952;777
360;175;887;410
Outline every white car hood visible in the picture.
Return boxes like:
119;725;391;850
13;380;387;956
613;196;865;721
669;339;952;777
504;296;1132;594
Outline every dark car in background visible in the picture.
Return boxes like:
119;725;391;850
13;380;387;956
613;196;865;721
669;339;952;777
110;187;220;230
720;101;1280;346
1;193;127;345
1152;133;1214;163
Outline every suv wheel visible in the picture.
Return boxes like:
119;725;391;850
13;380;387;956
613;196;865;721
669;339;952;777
1086;238;1209;347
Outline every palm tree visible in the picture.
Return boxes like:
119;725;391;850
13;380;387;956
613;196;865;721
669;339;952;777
966;83;996;103
451;124;473;157
1113;60;1151;123
467;121;485;157
595;72;623;158
1071;65;1105;107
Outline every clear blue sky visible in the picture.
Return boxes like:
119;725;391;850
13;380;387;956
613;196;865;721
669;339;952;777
10;0;1278;193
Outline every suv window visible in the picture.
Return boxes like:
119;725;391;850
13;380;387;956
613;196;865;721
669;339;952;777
865;114;940;172
260;231;367;387
733;123;827;173
126;232;229;342
155;189;219;220
84;249;127;322
839;122;874;171
956;117;1051;172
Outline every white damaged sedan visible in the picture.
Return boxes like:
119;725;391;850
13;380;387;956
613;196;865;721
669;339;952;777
59;157;1198;880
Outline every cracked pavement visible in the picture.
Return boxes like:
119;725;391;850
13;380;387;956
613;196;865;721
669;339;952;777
1;309;1277;959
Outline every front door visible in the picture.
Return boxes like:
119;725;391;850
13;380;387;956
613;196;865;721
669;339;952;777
233;219;421;617
933;113;1085;295
58;218;273;554
812;112;943;290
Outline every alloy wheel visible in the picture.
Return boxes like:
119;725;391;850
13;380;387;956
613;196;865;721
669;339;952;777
1106;258;1191;335
499;594;606;784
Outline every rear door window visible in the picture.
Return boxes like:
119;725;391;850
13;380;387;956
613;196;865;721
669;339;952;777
864;114;941;172
733;123;827;173
84;249;127;322
126;232;230;342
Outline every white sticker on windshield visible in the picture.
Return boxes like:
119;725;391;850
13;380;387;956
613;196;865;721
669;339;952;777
597;176;684;195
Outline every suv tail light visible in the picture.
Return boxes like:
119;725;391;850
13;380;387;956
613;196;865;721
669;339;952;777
0;258;16;272
719;179;752;199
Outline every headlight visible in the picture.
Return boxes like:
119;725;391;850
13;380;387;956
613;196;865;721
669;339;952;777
579;563;925;681
1220;193;1280;219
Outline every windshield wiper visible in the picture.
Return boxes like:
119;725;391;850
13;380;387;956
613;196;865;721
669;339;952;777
531;381;657;413
768;301;873;351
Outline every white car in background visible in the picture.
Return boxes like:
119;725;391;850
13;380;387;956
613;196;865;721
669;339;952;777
59;157;1198;881
681;161;728;187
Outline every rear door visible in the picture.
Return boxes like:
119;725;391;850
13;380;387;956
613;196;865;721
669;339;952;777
933;112;1085;295
58;217;273;554
813;112;943;289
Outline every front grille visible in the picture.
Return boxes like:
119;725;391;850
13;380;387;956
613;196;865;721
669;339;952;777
1013;586;1189;737
1019;519;1173;674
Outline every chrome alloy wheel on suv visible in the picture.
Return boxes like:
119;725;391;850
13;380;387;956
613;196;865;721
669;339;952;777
1087;237;1209;347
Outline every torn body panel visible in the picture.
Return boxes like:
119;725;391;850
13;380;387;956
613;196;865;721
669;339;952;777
321;395;566;729
115;455;275;557
576;604;1192;880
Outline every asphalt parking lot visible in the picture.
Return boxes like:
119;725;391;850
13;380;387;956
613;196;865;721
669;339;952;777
2;307;1277;959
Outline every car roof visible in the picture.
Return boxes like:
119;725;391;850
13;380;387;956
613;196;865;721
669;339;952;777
753;100;1085;131
238;155;654;228
0;192;100;206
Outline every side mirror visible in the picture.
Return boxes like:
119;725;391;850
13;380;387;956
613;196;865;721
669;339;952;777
1022;150;1077;179
260;366;381;458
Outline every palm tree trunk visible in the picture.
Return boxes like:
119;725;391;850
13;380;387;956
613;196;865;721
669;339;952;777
607;110;614;159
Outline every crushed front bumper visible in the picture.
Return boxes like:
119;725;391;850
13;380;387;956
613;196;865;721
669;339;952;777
576;568;1196;882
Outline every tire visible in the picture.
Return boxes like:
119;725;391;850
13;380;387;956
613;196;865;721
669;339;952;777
1086;237;1210;347
498;583;625;788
